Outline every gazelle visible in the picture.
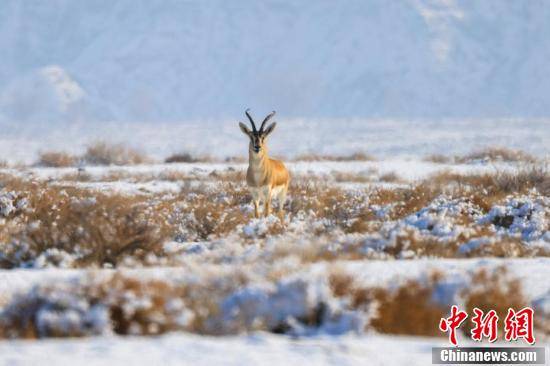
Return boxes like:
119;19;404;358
239;109;290;218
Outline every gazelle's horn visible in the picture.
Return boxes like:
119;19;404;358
259;111;276;133
245;109;258;133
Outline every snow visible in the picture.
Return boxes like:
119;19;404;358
1;258;549;306
0;333;447;366
218;276;364;336
478;194;550;242
1;118;549;164
0;158;530;190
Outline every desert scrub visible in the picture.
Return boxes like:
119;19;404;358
1;266;539;340
287;182;373;233
170;183;251;241
455;147;537;164
165;152;213;163
0;271;362;339
0;271;251;339
0;180;171;268
423;147;538;165
293;152;375;162
429;164;549;204
329;266;540;337
461;267;528;336
36;151;78;167
83;142;150;166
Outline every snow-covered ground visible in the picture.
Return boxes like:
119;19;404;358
0;333;457;366
0;258;548;365
3;158;527;189
0;156;548;365
1;258;549;305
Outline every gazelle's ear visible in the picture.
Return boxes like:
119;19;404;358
239;122;252;136
262;122;277;136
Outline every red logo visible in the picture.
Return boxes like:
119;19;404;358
439;305;468;346
471;308;498;342
504;307;535;344
439;306;535;346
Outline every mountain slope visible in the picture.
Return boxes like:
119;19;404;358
0;0;549;123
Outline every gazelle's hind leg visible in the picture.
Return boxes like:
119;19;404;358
275;184;288;217
264;191;272;217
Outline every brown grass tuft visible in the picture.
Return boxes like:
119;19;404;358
294;152;375;162
429;165;549;203
37;151;78;167
371;275;447;336
456;147;537;164
329;271;447;336
379;171;402;183
331;267;534;338
0;180;170;267
165;152;212;164
0;272;249;339
83;142;150;166
461;267;528;336
424;154;453;164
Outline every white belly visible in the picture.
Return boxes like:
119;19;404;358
249;184;286;203
250;186;270;202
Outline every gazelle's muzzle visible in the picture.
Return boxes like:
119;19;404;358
252;136;261;153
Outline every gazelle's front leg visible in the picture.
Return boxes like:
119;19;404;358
253;199;260;218
264;189;272;217
250;188;261;218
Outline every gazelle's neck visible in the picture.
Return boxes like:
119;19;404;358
249;147;268;167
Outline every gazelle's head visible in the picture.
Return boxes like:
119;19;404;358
239;109;277;155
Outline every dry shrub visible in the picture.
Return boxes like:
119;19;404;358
100;276;188;335
332;172;373;183
0;275;188;338
1;180;171;267
379;171;401;183
456;147;537;164
294;152;375;162
371;275;447;336
384;229;455;258
430;165;549;206
36;151;78;167
329;271;447;336
58;167;246;185
491;165;549;196
288;182;372;233
0;272;249;339
0;268;538;340
461;267;528;336
370;184;441;220
331;267;533;338
224;156;247;163
165;152;212;163
378;227;548;260
459;236;548;258
83;142;149;166
174;183;251;240
424;154;452;164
